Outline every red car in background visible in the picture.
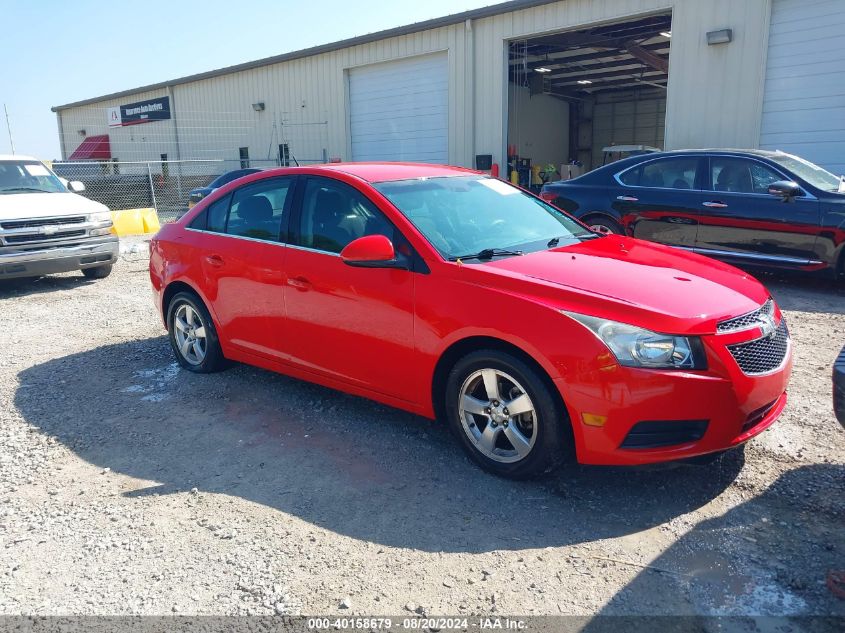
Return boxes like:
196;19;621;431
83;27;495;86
149;163;792;479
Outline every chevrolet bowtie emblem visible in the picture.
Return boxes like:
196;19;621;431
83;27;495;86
39;225;59;235
758;313;777;337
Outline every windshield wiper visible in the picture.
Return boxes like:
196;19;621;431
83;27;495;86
0;187;50;194
449;247;524;262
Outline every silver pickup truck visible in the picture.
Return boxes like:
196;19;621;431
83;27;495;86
0;155;118;280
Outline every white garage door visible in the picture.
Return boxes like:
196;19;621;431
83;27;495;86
349;53;448;163
760;0;845;174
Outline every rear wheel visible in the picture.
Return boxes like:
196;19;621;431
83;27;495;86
167;291;227;373
582;214;623;235
445;349;570;479
81;264;112;279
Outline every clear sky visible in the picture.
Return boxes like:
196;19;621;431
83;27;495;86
0;0;499;159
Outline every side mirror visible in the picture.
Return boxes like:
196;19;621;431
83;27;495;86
340;234;405;269
68;180;86;192
767;180;801;201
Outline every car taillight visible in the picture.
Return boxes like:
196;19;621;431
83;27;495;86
539;191;557;203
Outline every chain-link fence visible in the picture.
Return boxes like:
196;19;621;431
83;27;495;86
53;105;334;222
50;158;326;222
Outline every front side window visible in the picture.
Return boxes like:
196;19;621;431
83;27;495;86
620;157;699;189
374;175;592;260
298;178;394;254
226;178;292;241
711;158;781;194
0;160;67;194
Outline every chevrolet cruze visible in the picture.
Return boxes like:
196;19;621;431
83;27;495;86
149;163;792;478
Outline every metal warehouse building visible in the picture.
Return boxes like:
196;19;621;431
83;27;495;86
53;0;845;185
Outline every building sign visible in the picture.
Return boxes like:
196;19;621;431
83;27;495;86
107;96;171;127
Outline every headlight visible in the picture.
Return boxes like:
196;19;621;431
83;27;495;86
90;211;112;224
563;311;706;370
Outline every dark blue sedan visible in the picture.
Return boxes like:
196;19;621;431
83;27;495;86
188;168;263;209
540;149;845;277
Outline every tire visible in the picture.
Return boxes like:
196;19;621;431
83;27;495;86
166;291;227;373
445;349;571;479
81;264;113;279
582;214;623;236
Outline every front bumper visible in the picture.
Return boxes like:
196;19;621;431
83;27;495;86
0;237;119;279
559;326;793;466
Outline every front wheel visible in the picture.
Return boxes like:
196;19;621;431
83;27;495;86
167;292;227;373
445;350;571;479
81;264;113;279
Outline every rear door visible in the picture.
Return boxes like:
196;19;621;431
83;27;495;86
695;155;821;265
612;156;705;247
193;177;294;361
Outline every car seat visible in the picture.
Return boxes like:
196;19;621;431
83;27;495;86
312;189;352;252
715;165;753;193
235;196;277;239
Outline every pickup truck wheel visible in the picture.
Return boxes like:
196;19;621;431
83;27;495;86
167;292;227;373
81;264;113;279
445;350;570;479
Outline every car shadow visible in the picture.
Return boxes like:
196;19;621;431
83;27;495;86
580;463;845;624
0;274;95;298
16;337;750;554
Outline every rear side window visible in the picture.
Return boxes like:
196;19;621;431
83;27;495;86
227;178;292;241
620;158;699;189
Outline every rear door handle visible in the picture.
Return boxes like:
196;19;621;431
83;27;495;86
702;201;729;209
205;254;224;267
287;276;312;291
616;195;638;202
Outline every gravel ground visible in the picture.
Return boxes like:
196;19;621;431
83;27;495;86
1;238;843;619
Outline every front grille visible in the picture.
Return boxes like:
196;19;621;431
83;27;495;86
0;216;86;230
741;398;779;434
717;299;775;333
620;419;709;449
727;321;790;375
4;230;86;244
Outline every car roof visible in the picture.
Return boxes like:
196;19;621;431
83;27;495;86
653;148;787;158
0;155;40;162
312;162;480;183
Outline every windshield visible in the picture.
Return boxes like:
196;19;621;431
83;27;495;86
0;160;67;194
374;175;593;260
768;152;842;192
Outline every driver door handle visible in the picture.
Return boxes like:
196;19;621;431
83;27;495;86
205;254;224;267
703;201;729;209
616;195;638;202
287;276;312;291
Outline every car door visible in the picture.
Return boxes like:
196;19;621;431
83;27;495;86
193;176;293;361
612;156;705;247
695;156;821;265
283;176;417;402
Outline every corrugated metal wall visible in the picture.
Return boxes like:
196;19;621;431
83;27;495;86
57;0;773;171
760;0;845;174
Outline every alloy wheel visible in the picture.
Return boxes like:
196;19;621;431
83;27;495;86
173;303;207;366
589;223;614;235
458;368;538;463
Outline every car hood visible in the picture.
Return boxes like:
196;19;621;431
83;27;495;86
0;191;108;221
482;236;769;333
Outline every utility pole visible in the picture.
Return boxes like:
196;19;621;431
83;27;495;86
3;104;15;155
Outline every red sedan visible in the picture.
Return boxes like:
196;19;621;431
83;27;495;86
149;163;792;478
